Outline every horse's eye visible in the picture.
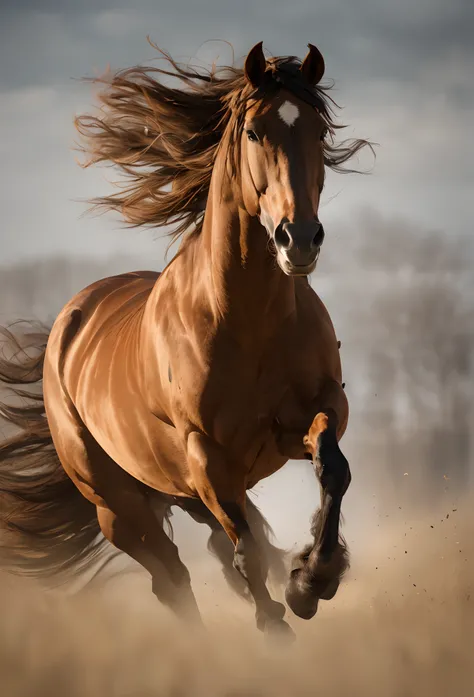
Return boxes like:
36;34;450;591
246;129;259;143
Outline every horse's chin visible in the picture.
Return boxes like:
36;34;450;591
277;256;318;277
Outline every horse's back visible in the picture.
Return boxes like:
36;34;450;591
61;269;159;320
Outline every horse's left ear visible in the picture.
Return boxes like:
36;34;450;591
300;44;325;86
244;41;267;88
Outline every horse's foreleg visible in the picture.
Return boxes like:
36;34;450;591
206;496;287;598
285;409;351;619
187;432;293;637
173;497;251;600
177;495;286;603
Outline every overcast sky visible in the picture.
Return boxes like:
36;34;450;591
0;0;472;265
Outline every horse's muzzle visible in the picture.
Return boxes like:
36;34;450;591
274;220;324;275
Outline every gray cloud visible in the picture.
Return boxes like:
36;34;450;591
2;0;473;90
0;0;472;262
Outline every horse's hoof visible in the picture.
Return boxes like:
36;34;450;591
264;618;296;644
286;590;319;620
319;578;340;601
256;600;286;632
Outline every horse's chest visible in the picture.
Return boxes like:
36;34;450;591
170;323;325;447
205;360;287;429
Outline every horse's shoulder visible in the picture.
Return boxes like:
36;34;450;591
51;271;159;343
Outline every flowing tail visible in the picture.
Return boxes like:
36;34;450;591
0;322;109;582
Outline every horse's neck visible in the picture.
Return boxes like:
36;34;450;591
196;167;296;334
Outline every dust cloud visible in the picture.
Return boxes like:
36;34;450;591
1;502;473;697
1;208;473;695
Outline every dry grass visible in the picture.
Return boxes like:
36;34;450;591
1;499;473;697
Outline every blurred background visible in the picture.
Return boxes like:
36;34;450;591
1;0;473;569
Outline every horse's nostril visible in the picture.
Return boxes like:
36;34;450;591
312;223;325;248
275;223;292;250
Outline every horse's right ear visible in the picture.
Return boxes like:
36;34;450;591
300;44;325;86
244;42;267;88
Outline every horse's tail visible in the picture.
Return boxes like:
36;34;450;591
0;322;108;582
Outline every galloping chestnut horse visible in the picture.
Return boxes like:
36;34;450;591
0;42;371;635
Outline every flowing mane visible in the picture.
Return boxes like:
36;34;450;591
75;40;372;243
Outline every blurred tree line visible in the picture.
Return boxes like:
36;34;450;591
0;211;473;502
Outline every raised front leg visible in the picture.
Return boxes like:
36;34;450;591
285;409;351;619
187;431;293;638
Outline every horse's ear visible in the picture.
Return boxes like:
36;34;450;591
244;41;267;88
300;44;325;86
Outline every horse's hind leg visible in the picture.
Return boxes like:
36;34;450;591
95;480;201;624
43;315;199;622
46;405;200;622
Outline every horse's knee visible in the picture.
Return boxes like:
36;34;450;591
305;411;351;496
233;531;254;580
233;537;247;578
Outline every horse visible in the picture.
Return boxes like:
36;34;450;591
0;41;372;635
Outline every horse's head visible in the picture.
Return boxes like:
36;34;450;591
239;43;328;277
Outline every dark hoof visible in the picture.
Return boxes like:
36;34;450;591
319;578;340;601
285;581;320;620
285;568;343;618
286;540;349;618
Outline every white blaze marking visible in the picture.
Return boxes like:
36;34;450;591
278;101;300;127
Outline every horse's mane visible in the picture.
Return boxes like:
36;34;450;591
75;40;372;244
